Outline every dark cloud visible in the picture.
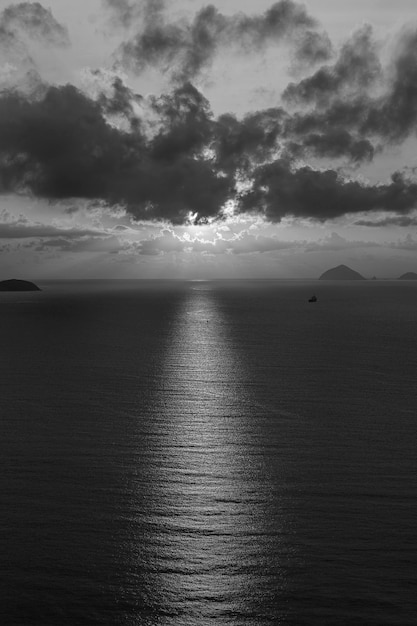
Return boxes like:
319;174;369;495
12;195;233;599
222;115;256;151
0;84;129;198
1;77;417;226
298;29;417;142
108;7;417;168
0;2;70;47
148;82;214;161
362;29;417;141
284;26;417;149
118;1;319;81
214;108;287;173
269;28;387;162
239;162;417;222
286;128;375;162
288;97;369;137
292;29;333;67
283;25;380;106
4;5;417;229
95;73;143;129
0;83;233;225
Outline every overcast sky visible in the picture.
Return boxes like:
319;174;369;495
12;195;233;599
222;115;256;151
1;0;417;278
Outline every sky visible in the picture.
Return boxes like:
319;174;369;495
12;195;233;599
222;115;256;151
1;0;417;279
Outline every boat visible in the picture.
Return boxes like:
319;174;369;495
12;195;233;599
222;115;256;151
308;295;317;302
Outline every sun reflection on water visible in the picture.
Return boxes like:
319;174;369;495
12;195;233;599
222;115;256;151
137;284;290;623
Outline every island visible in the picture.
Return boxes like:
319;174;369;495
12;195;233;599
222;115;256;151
0;279;41;291
319;264;365;280
398;272;417;280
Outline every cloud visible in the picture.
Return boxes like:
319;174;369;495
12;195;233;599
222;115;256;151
0;214;106;239
104;0;164;29
2;77;417;226
363;28;417;141
0;83;233;224
0;24;36;74
136;227;298;256
0;84;127;197
0;2;70;47
214;108;287;173
35;234;124;253
0;3;69;95
4;9;417;229
283;25;380;107
82;70;144;132
104;0;137;26
148;82;214;160
136;229;186;255
292;29;333;64
239;162;417;222
356;215;417;227
117;1;322;82
286;128;375;162
284;26;417;149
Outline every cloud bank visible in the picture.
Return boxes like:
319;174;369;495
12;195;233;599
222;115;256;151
1;1;417;228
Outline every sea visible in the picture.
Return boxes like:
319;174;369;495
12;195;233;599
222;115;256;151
0;279;416;625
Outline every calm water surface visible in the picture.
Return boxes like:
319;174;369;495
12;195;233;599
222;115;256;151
0;280;416;625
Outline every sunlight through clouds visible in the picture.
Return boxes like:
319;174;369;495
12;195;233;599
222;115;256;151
2;0;417;277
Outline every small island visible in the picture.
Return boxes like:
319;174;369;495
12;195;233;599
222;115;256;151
0;279;41;292
319;264;365;280
398;272;417;280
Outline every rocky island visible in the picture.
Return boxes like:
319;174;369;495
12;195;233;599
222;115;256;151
319;265;365;280
398;272;417;280
0;279;41;291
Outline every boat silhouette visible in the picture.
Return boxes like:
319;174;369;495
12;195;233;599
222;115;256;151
308;295;317;302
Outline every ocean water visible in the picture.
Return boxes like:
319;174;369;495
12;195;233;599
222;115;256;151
0;279;416;625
